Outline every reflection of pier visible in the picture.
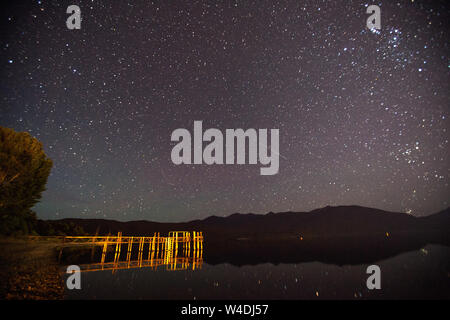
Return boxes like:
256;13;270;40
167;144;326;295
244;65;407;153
63;231;204;272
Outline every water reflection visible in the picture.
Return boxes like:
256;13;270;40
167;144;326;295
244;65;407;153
64;244;450;299
78;247;203;273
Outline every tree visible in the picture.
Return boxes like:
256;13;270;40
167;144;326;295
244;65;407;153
0;126;53;235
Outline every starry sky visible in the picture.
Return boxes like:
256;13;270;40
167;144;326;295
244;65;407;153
1;0;449;222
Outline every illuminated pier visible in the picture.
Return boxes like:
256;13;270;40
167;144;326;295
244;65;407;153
59;231;204;272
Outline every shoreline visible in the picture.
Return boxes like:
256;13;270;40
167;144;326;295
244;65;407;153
0;238;65;300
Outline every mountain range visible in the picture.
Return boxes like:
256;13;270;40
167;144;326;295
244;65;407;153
54;205;449;240
55;205;450;266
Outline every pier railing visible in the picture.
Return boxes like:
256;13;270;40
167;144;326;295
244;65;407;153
58;231;204;272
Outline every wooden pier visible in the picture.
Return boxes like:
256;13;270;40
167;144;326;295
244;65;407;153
60;231;204;272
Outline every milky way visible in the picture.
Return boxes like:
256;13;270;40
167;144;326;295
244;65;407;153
1;0;449;221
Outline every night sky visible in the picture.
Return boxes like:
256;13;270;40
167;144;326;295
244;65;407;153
1;0;449;222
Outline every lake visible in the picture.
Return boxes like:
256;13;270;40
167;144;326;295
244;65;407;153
62;244;450;299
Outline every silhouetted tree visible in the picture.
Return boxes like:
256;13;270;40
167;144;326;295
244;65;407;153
0;126;53;235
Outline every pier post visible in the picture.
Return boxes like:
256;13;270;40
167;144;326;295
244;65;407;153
127;236;133;263
149;233;155;260
101;236;109;265
156;233;160;258
114;232;122;264
193;231;196;251
138;237;144;267
200;232;203;250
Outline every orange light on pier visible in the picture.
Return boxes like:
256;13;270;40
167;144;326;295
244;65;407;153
62;231;204;273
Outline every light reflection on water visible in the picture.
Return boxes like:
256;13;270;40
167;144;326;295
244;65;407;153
64;244;450;299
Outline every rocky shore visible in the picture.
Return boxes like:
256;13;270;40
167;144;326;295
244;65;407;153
0;238;65;300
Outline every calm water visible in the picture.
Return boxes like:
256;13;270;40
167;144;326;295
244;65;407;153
63;244;450;299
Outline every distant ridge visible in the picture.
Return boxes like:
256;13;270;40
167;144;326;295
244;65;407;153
54;205;450;267
48;205;449;240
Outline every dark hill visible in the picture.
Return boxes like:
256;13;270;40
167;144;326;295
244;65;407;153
52;205;450;266
52;205;448;241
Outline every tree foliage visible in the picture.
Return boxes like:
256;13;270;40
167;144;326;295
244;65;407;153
0;126;53;235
